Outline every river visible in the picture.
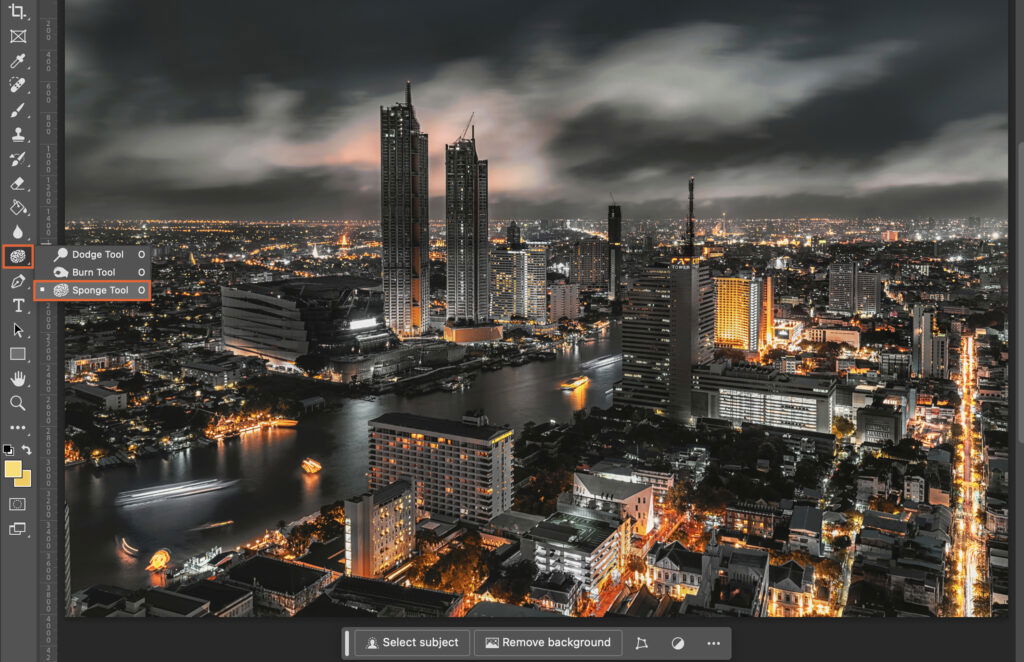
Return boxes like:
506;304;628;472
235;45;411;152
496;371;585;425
65;324;622;591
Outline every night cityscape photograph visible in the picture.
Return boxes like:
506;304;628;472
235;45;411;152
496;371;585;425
63;0;1009;620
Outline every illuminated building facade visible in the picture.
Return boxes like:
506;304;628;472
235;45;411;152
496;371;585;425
548;282;580;322
490;243;548;323
618;262;714;422
608;205;622;300
912;304;949;378
344;480;415;579
713;275;773;352
570;236;609;290
445;131;489;323
692;361;836;433
367;411;514;525
381;83;430;336
828;261;883;316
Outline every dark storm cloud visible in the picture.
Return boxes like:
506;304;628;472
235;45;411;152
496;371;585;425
65;0;1008;221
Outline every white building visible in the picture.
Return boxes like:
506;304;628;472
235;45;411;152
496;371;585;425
522;504;628;599
367;411;514;525
568;471;654;535
645;541;702;599
548;282;581;322
490;243;548;323
344;480;415;578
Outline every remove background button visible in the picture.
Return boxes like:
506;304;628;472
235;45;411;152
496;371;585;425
33;280;152;301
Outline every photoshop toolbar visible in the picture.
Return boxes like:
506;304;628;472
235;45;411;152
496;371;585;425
0;1;1019;660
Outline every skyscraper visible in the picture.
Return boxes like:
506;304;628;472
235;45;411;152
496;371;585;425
608;204;623;301
380;82;430;336
714;275;773;352
912;304;949;378
490;242;548;323
855;271;882;316
827;262;857;315
618;177;713;423
618;262;714;422
445;129;489;323
506;220;523;247
828;262;883;316
570;236;609;290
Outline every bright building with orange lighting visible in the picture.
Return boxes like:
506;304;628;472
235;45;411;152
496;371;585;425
713;275;773;352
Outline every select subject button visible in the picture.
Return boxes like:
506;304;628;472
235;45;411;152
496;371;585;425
348;629;471;658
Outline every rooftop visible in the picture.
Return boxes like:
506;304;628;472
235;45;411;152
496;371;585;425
370;412;510;442
225;555;328;596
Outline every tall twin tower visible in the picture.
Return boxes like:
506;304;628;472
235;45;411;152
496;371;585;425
380;83;490;334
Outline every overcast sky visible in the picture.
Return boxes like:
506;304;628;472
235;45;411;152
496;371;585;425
66;0;1008;221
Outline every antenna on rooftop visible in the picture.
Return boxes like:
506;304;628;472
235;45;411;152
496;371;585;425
460;112;475;141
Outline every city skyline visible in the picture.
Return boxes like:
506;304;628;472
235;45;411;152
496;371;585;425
67;0;1007;222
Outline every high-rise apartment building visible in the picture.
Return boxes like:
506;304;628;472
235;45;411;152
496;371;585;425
827;262;857;315
445;131;489;323
714;275;773;352
367;411;514;525
828;262;883;316
855;271;883;316
490;243;548;323
570;236;609;290
344;480;415;579
912;304;949;378
617;262;714;422
380;83;430;336
548;282;581;322
608;205;623;301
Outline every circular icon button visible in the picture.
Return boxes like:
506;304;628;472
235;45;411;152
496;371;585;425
671;637;685;650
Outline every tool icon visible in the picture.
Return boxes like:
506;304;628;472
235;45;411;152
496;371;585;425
12;323;23;337
10;151;25;165
10;102;23;118
10;273;25;288
9;29;27;44
9;75;24;92
9;53;24;68
11;127;25;142
9;4;26;20
10;370;26;386
4;460;31;487
10;176;24;190
10;198;27;215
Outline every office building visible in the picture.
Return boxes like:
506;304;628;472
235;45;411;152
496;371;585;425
692;361;836;433
367;411;514;525
344;480;415;579
608;205;623;300
221;277;386;367
617;262;714;422
569;236;609;290
714;275;773;352
490;243;548;323
381;82;430;336
855;404;905;446
912;304;949;378
548;282;580;322
445;130;489;323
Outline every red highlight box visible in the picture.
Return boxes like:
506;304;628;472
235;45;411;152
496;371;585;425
32;279;152;302
2;244;34;269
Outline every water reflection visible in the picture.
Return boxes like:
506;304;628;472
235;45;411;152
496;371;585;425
67;325;622;590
